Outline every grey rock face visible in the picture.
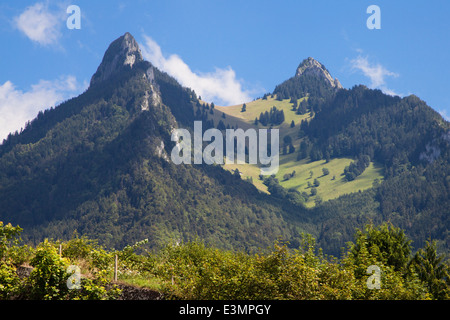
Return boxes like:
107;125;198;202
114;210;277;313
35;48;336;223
90;32;144;86
295;57;343;89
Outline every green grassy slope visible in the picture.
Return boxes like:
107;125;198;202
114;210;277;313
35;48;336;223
224;156;383;207
204;95;384;206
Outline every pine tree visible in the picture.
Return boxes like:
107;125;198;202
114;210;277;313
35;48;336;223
409;240;450;299
289;144;295;154
217;120;226;131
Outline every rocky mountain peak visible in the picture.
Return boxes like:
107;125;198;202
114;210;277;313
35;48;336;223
90;32;143;86
295;57;342;89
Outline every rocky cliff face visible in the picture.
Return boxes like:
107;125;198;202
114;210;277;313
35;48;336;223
295;57;342;89
89;32;164;116
272;57;343;99
90;32;144;86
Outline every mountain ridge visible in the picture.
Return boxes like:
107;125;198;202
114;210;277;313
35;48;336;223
0;32;305;251
295;57;342;89
90;32;144;87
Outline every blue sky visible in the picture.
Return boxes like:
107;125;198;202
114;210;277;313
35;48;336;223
1;0;449;140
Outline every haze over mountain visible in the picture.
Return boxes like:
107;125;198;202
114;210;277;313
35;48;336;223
0;33;448;257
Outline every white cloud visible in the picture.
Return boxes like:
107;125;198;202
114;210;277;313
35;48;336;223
14;2;62;46
140;35;256;106
350;55;400;96
0;76;83;141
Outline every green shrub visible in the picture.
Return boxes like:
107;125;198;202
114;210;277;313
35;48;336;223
27;239;121;300
0;262;21;299
28;240;71;300
0;222;25;299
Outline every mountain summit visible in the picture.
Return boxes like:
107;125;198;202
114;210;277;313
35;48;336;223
273;57;342;99
0;32;299;251
90;32;144;86
295;57;342;89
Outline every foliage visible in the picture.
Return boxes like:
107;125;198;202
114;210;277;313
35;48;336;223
62;235;114;276
27;240;72;300
0;222;23;260
0;223;448;300
273;74;337;101
341;223;430;299
0;222;23;299
258;106;285;126
153;225;439;300
0;262;20;299
263;176;307;205
0;227;121;300
409;239;450;299
348;223;412;274
344;155;371;181
313;178;320;187
154;238;326;300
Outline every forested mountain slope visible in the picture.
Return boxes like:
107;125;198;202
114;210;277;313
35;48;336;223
0;33;306;251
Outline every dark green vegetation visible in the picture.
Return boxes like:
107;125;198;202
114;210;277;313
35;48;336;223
300;86;450;255
273;62;337;101
257;106;285;126
0;32;449;276
1;222;449;300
